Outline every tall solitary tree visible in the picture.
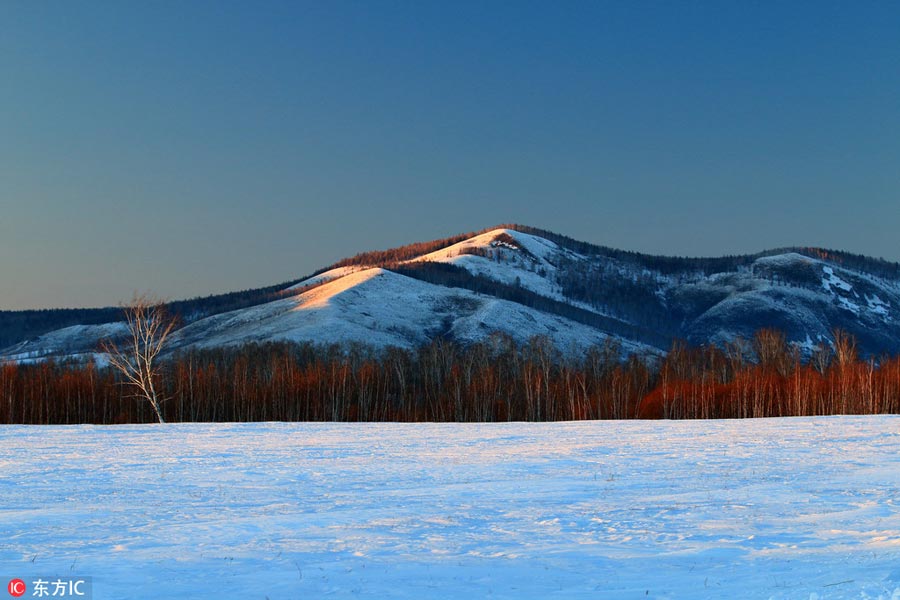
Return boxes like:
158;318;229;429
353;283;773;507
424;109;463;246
101;293;177;423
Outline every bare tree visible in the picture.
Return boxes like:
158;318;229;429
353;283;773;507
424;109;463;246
832;328;858;368
102;293;177;423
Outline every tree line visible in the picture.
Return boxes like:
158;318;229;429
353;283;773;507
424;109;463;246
2;328;900;424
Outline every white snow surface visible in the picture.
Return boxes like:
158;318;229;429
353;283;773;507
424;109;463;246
3;417;900;599
172;267;639;354
822;266;854;294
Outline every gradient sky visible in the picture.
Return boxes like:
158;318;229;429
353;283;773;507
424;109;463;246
2;1;899;309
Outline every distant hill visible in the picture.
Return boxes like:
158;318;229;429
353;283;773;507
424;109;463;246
3;225;900;362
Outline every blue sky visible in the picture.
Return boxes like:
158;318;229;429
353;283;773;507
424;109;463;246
2;1;898;309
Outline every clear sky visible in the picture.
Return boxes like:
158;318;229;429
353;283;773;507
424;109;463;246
2;1;898;310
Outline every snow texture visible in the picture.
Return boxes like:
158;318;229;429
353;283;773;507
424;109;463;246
409;228;618;320
172;267;642;355
3;417;900;599
867;294;891;319
822;266;854;294
753;253;816;269
1;322;127;365
411;229;566;300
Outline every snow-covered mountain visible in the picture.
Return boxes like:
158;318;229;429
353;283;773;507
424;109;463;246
4;226;900;361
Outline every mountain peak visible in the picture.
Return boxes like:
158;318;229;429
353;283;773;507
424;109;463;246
3;226;900;363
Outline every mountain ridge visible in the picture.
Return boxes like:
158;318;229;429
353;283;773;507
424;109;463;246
3;225;899;362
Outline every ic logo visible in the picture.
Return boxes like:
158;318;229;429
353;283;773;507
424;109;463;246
7;579;26;597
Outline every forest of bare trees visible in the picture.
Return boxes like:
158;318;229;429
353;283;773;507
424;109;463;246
2;328;900;424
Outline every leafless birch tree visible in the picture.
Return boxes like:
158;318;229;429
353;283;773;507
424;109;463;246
101;294;177;423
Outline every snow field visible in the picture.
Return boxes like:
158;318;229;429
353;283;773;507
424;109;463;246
2;417;900;599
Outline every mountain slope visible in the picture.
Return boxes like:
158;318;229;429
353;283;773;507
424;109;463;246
171;267;645;354
3;226;899;361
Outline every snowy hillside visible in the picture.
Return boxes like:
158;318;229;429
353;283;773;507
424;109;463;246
171;266;641;354
3;417;900;599
3;225;900;361
0;322;126;365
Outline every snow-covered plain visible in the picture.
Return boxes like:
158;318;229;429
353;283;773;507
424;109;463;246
3;418;900;599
